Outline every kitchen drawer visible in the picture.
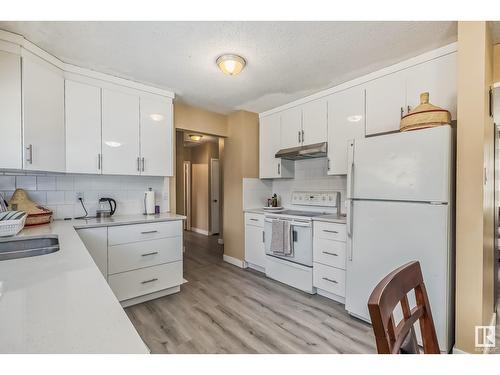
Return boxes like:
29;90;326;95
108;261;183;302
313;237;346;270
245;212;264;227
108;220;182;245
108;236;182;275
314;221;346;242
313;262;346;297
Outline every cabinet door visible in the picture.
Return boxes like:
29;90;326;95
77;227;108;278
102;88;140;175
0;51;22;169
365;71;406;136
280;106;302;149
245;224;266;269
22;54;65;172
65;80;102;174
259;113;281;178
302;99;327;146
406;53;457;120
140;95;173;176
327;86;365;175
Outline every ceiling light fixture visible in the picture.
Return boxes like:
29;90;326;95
105;141;122;148
150;113;164;122
216;54;246;76
189;134;203;142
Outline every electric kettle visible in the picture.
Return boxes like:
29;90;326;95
97;197;117;218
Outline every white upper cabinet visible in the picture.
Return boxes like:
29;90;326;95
406;52;457;120
259;113;282;179
327;86;365;175
0;51;22;170
22;53;65;172
139;95;173;176
65;80;102;174
280;106;302;149
365;70;406;136
101;88;140;176
302;99;327;146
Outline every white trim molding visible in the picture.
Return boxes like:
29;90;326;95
0;29;175;99
223;254;246;268
259;42;457;118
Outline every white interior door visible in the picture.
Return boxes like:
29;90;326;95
140;95;173;176
210;158;220;235
183;161;191;231
65;80;102;174
345;199;451;351
351;125;452;202
101;88;140;175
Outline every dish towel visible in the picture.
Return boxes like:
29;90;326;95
283;221;294;257
0;210;26;221
271;219;285;254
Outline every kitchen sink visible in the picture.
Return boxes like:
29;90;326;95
0;235;60;261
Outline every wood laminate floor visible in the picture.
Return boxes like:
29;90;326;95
125;230;376;354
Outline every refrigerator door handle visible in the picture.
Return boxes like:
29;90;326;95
347;140;355;199
347;199;353;261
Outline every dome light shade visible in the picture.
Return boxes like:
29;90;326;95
189;134;203;142
216;54;246;76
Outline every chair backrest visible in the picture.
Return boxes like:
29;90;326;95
367;261;440;354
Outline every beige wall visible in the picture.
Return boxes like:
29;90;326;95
455;21;495;353
222;111;259;261
494;44;500;83
174;102;228;137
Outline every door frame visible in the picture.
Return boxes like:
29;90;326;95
183;160;191;231
210;158;220;235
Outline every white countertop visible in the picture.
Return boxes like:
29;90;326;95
0;213;185;353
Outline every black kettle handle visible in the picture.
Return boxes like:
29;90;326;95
109;198;117;215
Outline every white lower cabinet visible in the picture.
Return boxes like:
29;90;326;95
77;220;184;306
313;220;347;302
77;227;108;278
244;213;266;271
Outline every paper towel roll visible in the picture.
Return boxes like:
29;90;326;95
144;188;155;215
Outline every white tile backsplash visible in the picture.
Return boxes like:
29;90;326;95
0;171;170;219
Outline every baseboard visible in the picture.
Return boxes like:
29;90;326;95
190;227;210;236
452;347;468;354
223;254;246;268
247;262;265;273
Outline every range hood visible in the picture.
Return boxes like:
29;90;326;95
275;142;328;160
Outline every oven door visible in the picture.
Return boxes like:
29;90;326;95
264;218;313;267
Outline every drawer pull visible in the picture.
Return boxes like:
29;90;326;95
141;278;158;284
323;229;338;234
141;230;158;234
141;251;159;257
322;251;338;256
250;218;259;221
322;277;338;284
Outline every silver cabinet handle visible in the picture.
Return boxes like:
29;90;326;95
141;278;158;284
26;144;33;164
322;277;338;284
301;129;304;143
137;157;141;171
262;230;265;243
322;251;338;256
298;131;301;143
323;229;338;234
141;157;145;172
400;107;404;118
407;105;411;113
277;163;281;175
141;251;159;257
97;154;102;170
327;158;330;171
141;230;158;234
250;218;259;221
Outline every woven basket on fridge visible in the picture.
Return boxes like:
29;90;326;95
400;92;451;132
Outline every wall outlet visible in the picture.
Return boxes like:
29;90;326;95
75;192;84;201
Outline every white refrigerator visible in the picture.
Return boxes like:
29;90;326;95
345;125;454;352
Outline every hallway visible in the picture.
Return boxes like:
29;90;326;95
125;231;375;354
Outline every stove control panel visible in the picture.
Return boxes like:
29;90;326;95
291;191;339;207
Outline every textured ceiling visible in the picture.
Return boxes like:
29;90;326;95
0;21;457;114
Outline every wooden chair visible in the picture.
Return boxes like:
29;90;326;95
367;261;440;354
